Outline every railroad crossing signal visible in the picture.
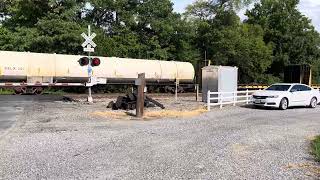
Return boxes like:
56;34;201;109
80;25;98;103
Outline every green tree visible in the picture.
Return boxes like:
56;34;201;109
206;16;274;83
246;0;320;79
186;0;273;83
1;0;200;63
186;0;256;19
87;0;199;62
0;0;88;54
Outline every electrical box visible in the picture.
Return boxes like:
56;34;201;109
202;66;238;102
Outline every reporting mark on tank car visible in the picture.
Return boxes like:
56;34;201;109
4;67;25;71
3;66;25;75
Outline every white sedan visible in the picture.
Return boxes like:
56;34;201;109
252;83;320;110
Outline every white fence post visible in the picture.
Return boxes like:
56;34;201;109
220;93;223;109
207;90;211;111
233;91;236;106
246;89;249;104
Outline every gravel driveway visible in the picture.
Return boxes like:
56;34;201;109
0;97;319;179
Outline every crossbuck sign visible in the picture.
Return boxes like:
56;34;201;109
81;26;96;52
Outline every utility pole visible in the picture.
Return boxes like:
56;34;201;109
204;50;207;66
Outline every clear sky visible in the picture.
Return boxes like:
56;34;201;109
171;0;320;31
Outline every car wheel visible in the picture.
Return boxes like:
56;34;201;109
309;97;317;108
279;98;288;110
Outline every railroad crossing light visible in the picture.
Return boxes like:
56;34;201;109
91;57;101;67
78;57;89;66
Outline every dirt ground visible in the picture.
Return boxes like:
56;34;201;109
65;93;207;120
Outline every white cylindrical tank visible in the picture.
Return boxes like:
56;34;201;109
0;51;195;84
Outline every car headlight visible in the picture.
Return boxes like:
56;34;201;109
267;95;279;98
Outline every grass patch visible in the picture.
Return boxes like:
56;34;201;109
0;88;14;95
311;136;320;162
43;88;65;95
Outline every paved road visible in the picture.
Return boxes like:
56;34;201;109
0;96;26;137
0;104;21;133
0;95;63;137
0;96;319;179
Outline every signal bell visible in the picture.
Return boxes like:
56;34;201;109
78;57;89;66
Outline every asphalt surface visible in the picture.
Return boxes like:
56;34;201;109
0;103;20;132
0;95;63;136
0;95;319;179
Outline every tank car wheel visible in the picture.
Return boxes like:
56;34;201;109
35;87;43;95
14;90;23;95
178;86;185;93
14;87;26;95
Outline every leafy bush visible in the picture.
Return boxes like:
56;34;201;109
311;136;320;162
0;88;14;95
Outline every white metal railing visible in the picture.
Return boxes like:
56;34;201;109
207;90;256;110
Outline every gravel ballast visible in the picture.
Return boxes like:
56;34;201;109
0;95;319;179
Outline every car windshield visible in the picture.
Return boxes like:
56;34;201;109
266;85;291;91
